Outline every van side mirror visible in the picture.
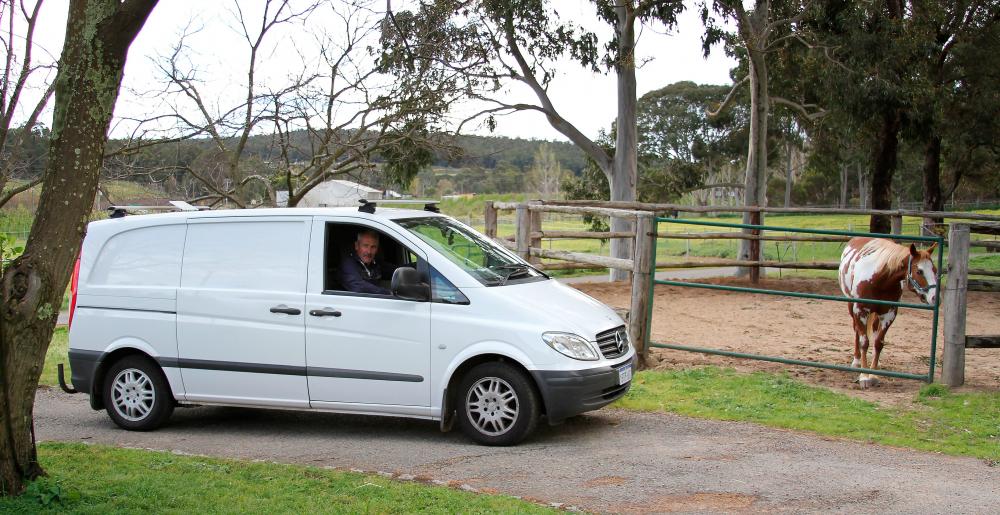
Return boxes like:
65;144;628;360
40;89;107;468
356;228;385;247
391;267;430;301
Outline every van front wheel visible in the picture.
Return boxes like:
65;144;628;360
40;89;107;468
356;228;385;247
102;355;174;431
457;362;539;446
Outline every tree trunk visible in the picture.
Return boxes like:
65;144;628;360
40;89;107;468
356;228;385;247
783;142;793;208
738;45;769;278
609;3;638;282
0;0;157;496
839;164;848;208
922;134;943;234
869;109;901;233
857;163;867;209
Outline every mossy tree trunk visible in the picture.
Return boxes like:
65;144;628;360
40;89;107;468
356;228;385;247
0;0;157;496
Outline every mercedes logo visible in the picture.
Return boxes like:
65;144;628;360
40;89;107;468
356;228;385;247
615;329;627;354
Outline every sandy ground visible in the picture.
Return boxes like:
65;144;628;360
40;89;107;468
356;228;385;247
573;277;1000;406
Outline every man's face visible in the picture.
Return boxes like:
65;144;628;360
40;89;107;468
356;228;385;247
355;233;379;264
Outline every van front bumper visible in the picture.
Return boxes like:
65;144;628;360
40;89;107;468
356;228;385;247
530;355;636;424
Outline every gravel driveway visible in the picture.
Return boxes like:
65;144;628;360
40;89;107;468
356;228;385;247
34;388;999;513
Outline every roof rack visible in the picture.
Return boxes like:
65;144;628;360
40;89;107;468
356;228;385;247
107;200;209;218
357;199;440;214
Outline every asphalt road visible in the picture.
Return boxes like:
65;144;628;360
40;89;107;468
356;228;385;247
34;388;999;513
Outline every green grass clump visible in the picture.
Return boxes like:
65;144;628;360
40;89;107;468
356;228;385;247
40;328;69;387
0;443;552;513
918;383;950;398
617;367;1000;460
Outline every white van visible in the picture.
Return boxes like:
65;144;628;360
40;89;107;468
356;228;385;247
66;204;635;445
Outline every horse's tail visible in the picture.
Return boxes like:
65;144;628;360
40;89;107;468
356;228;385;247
865;312;880;343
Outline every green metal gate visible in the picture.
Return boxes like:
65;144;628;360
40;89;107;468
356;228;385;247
644;218;945;382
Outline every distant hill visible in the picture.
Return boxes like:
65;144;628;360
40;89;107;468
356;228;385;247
436;134;587;174
98;130;586;176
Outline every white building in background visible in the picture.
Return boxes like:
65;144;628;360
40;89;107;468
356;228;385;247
277;180;384;208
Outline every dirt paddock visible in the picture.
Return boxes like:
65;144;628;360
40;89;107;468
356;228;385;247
573;277;1000;406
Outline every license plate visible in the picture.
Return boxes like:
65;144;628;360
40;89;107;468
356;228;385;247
617;364;632;385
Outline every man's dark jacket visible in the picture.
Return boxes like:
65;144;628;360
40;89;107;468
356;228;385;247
339;253;391;295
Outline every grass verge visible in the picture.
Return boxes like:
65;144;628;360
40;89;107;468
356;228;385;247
616;367;1000;461
40;328;69;387
0;443;552;513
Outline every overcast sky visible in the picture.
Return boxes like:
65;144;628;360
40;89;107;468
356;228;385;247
26;0;736;142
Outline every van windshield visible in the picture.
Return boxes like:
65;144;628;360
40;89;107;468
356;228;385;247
397;217;546;286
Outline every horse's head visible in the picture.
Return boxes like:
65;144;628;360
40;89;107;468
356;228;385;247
906;243;939;305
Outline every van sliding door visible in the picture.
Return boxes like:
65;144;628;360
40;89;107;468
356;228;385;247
177;216;310;407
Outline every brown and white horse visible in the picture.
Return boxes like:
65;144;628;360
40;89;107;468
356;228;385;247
838;238;939;388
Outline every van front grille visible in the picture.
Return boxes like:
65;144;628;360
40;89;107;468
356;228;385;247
596;325;629;359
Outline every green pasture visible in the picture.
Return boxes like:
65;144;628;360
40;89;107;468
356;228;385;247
439;193;529;220
0;443;551;513
617;367;1000;461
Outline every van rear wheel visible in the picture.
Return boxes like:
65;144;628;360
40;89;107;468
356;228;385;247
102;355;174;431
457;362;539;446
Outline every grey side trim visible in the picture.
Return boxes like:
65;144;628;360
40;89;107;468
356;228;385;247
76;306;176;315
307;367;423;382
157;357;303;376
157;357;423;383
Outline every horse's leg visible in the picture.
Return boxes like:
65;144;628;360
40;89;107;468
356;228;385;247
868;309;897;388
859;312;880;389
847;302;865;368
849;303;863;369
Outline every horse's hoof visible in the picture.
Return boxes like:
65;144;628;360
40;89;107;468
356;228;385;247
859;377;879;389
851;358;861;368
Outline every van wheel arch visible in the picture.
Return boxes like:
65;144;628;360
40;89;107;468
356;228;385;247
90;348;167;411
442;354;545;431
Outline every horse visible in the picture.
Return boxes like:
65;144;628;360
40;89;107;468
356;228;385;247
838;238;939;388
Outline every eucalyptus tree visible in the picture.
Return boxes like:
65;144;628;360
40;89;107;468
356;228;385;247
700;0;824;270
802;0;999;231
906;0;1000;230
0;0;159;495
381;0;684;280
636;81;747;202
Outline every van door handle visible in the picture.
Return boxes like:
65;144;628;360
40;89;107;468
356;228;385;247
309;308;342;317
270;306;301;315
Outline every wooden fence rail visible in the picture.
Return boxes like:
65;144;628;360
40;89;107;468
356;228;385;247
543;199;1000;222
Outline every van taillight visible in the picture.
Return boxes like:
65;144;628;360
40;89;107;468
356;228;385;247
68;258;80;329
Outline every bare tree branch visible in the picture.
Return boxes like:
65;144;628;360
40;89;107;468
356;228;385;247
706;75;748;117
771;96;827;121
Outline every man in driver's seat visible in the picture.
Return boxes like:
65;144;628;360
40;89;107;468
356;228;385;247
340;230;394;295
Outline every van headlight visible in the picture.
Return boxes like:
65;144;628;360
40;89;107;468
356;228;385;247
542;332;599;361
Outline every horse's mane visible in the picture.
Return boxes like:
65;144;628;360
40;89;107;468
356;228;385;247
862;238;910;273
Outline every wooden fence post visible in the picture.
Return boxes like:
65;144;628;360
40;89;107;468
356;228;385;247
515;204;530;261
749;210;761;284
629;213;654;367
528;200;542;265
890;215;902;235
942;223;970;386
484;201;497;239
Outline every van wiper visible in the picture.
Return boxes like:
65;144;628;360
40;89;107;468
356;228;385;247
495;264;532;285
